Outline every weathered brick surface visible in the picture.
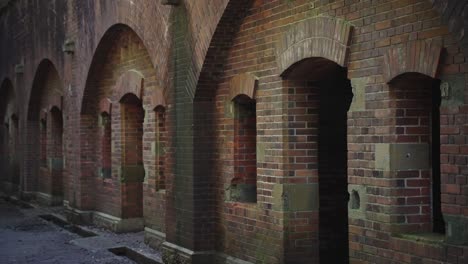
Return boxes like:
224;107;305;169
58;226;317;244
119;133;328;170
1;0;468;263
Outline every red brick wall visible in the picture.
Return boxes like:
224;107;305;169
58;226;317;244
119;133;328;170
197;0;468;263
2;0;468;263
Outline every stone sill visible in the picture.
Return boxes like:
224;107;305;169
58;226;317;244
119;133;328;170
224;201;258;208
393;232;445;246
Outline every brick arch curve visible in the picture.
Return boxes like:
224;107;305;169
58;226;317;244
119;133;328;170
276;16;353;76
80;23;157;115
28;59;64;121
111;70;144;102
383;40;443;83
25;58;65;204
228;73;258;101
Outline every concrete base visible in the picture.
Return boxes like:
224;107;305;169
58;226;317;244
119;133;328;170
144;227;166;249
64;205;144;233
162;241;215;264
92;211;144;233
215;253;253;264
36;192;63;206
161;242;254;264
64;205;94;225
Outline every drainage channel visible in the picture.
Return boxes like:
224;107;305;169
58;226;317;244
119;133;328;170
39;214;97;238
108;247;162;264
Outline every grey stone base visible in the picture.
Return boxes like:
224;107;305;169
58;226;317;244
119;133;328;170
215;253;253;264
162;242;215;264
161;243;254;264
36;192;63;206
445;215;468;245
144;227;166;249
64;205;93;225
92;212;144;233
64;205;144;233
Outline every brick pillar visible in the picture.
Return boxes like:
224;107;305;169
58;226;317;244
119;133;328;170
162;5;217;263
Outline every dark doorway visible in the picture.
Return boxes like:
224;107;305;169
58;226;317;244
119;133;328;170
431;80;444;234
389;73;445;234
120;93;144;219
283;58;352;264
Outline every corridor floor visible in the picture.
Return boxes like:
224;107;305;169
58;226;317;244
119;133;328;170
0;196;162;264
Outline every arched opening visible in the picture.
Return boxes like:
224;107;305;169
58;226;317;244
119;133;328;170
388;72;444;234
79;25;160;234
282;57;353;264
27;59;64;205
119;93;144;219
230;94;257;202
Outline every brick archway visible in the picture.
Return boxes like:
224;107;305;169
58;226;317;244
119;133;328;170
112;70;144;102
383;40;443;83
276;16;353;76
26;59;65;206
77;23;166;235
228;73;258;101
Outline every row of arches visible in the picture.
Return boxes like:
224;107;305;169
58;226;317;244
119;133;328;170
0;0;464;263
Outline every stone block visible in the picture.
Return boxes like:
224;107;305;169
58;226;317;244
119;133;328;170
445;215;468;245
120;165;145;183
349;77;369;111
256;142;265;163
375;143;429;171
440;74;464;108
272;183;318;211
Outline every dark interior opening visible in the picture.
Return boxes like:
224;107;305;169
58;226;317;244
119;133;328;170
317;70;352;264
389;73;445;234
231;94;257;203
431;80;444;234
283;59;352;264
120;93;144;219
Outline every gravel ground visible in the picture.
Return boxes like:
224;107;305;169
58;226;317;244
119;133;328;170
0;197;162;264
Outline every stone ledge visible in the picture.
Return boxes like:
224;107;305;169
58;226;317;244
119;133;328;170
144;227;166;249
64;206;144;233
92;211;144;233
162;241;215;264
36;191;63;206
